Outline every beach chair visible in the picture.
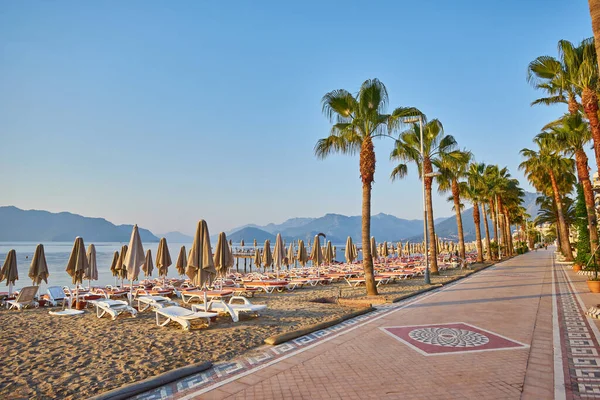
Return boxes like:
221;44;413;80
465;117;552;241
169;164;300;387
136;295;178;312
6;286;39;310
154;306;217;330
89;299;137;320
46;286;72;308
193;296;266;322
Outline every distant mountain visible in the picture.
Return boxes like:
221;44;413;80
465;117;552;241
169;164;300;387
228;227;275;243
0;206;159;242
159;231;193;243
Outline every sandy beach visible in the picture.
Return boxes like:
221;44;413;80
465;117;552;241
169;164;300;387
0;268;473;399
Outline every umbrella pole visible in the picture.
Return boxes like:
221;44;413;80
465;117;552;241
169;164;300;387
8;282;13;297
76;285;79;310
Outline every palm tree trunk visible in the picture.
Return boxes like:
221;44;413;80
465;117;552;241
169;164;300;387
482;203;492;260
582;87;600;172
575;148;600;251
424;160;439;274
490;199;499;257
452;179;466;261
360;137;378;296
473;201;484;262
504;210;513;256
588;0;600;94
549;171;574;260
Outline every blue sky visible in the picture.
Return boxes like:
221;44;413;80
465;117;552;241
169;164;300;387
0;0;594;236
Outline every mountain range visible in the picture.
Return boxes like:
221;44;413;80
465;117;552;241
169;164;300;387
0;191;539;244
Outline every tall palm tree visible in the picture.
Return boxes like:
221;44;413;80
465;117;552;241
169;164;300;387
390;118;464;274
538;112;599;251
465;162;486;262
589;1;600;68
435;149;472;261
528;39;600;172
315;78;420;296
520;137;576;260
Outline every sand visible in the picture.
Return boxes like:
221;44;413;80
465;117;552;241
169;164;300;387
0;268;473;399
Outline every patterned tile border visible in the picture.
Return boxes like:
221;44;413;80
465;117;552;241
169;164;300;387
131;274;478;400
556;263;600;399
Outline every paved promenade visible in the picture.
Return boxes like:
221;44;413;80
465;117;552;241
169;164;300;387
136;249;600;399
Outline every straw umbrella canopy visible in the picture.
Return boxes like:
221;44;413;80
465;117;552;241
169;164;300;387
186;220;216;288
382;241;389;258
214;232;234;279
84;244;98;289
310;235;323;268
323;241;333;265
397;242;403;257
1;249;18;295
116;245;128;285
254;249;262;270
272;234;285;279
297;240;308;267
142;249;154;277
176;246;187;276
29;244;49;286
286;243;294;269
262;240;273;271
66;237;88;308
156;238;172;280
370;237;378;260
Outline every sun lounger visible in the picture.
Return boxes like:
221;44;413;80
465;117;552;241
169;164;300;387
154;306;217;330
136;295;178;312
243;280;289;294
181;290;234;304
6;286;39;310
89;299;137;320
192;296;267;322
46;286;72;308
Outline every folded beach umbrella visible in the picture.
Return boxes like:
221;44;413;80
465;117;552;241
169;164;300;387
324;241;334;265
333;246;337;261
186;220;216;288
109;251;119;286
272;234;285;279
116;245;129;282
29;244;49;286
143;249;154;277
66;237;88;308
253;239;257;248
176;246;187;276
297;240;308;267
397;242;403;257
262;240;273;271
1;249;18;295
382;241;389;258
125;225;145;285
214;232;234;278
84;244;98;289
286;243;294;269
156;238;172;279
370;237;378;260
310;235;323;268
345;237;355;263
254;248;262;270
240;239;245;247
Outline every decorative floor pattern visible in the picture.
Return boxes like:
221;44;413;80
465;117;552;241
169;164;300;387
380;322;528;356
556;264;600;399
132;286;447;400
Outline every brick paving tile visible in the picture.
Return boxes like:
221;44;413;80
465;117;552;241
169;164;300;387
133;248;600;399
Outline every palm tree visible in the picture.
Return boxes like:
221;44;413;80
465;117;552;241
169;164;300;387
464;162;486;262
520;137;576;260
435;149;472;261
589;1;600;68
538;112;599;251
528;39;600;172
315;78;420;296
390;118;464;274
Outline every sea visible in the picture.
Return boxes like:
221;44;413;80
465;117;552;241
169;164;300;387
0;241;356;293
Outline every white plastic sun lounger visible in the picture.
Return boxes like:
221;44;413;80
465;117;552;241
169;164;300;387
89;299;137;320
192;296;266;323
6;286;39;310
47;286;72;308
154;306;217;330
136;295;178;312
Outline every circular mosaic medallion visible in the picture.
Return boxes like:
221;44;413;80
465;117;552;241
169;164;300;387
408;327;489;348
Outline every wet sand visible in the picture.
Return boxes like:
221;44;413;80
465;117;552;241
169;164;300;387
0;268;472;399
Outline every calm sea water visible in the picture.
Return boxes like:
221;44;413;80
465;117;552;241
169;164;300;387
0;241;355;293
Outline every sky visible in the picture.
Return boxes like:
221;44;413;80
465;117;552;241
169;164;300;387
0;0;595;236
